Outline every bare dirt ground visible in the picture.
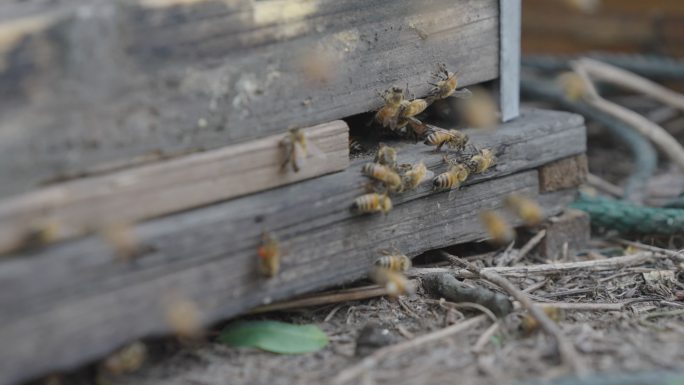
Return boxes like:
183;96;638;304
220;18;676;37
91;240;684;385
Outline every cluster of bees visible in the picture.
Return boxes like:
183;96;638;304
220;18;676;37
261;65;544;296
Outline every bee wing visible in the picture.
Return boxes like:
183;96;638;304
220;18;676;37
304;138;327;160
451;88;472;99
292;141;306;171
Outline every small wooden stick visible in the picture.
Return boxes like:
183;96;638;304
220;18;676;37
441;252;589;376
408;251;660;278
332;315;487;384
501;229;547;266
472;322;499;354
614;239;684;262
249;285;390;313
535;302;624;311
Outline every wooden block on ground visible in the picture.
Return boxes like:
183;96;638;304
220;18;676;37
539;154;588;192
0;0;500;198
0;121;349;255
538;208;591;260
0;109;585;385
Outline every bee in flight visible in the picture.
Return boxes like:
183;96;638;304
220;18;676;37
433;162;470;191
369;267;415;297
362;162;402;192
281;128;324;173
100;222;140;263
504;193;544;226
257;232;281;277
374;87;405;130
400;160;433;192
353;193;393;215
424;128;469;152
374;144;398;170
374;249;412;272
426;63;472;103
479;210;515;246
466;148;496;174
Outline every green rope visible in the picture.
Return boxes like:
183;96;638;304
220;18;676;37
571;193;684;235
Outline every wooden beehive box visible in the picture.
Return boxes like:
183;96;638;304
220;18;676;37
0;2;590;385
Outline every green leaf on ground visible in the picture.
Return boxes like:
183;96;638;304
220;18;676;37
219;320;328;354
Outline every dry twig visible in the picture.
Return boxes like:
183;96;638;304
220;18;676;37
250;285;391;313
441;251;589;376
535;302;624;311
472;322;500;354
586;173;624;198
332;315;488;384
409;251;659;278
614;239;684;262
500;229;547;267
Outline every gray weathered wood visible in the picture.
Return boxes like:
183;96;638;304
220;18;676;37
0;109;584;385
0;120;348;255
499;0;521;121
0;0;500;198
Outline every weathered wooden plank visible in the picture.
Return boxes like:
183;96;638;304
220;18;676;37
0;120;348;255
0;109;584;385
0;0;500;198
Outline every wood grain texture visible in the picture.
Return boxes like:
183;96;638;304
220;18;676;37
538;154;588;193
0;120;348;255
539;207;590;260
0;109;584;385
0;0;500;198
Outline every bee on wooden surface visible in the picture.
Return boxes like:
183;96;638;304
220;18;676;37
100;222;139;262
426;64;472;103
164;296;203;339
281;127;324;173
258;232;281;278
374;144;398;169
375;249;412;272
374;86;405;130
400;160;433;192
399;98;429;121
102;341;147;375
361;162;402;192
479;210;515;246
349;138;364;154
504;193;544;226
424;128;469;152
520;306;563;335
369;267;415;297
403;117;431;140
466;148;496;174
353;193;393;215
433;163;470;191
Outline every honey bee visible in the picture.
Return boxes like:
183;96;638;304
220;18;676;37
369;267;415;297
362;163;402;192
466;148;496;174
375;249;412;272
399;98;429;121
521;306;562;334
258;232;281;277
424;128;469;152
433;163;470;191
400;160;433;191
479;210;515;246
374;144;398;169
164;296;203;339
353;193;393;214
281;128;324;173
374;87;405;130
426;64;472;103
403;117;431;139
458;87;499;129
102;341;147;375
504;193;544;226
100;222;139;262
